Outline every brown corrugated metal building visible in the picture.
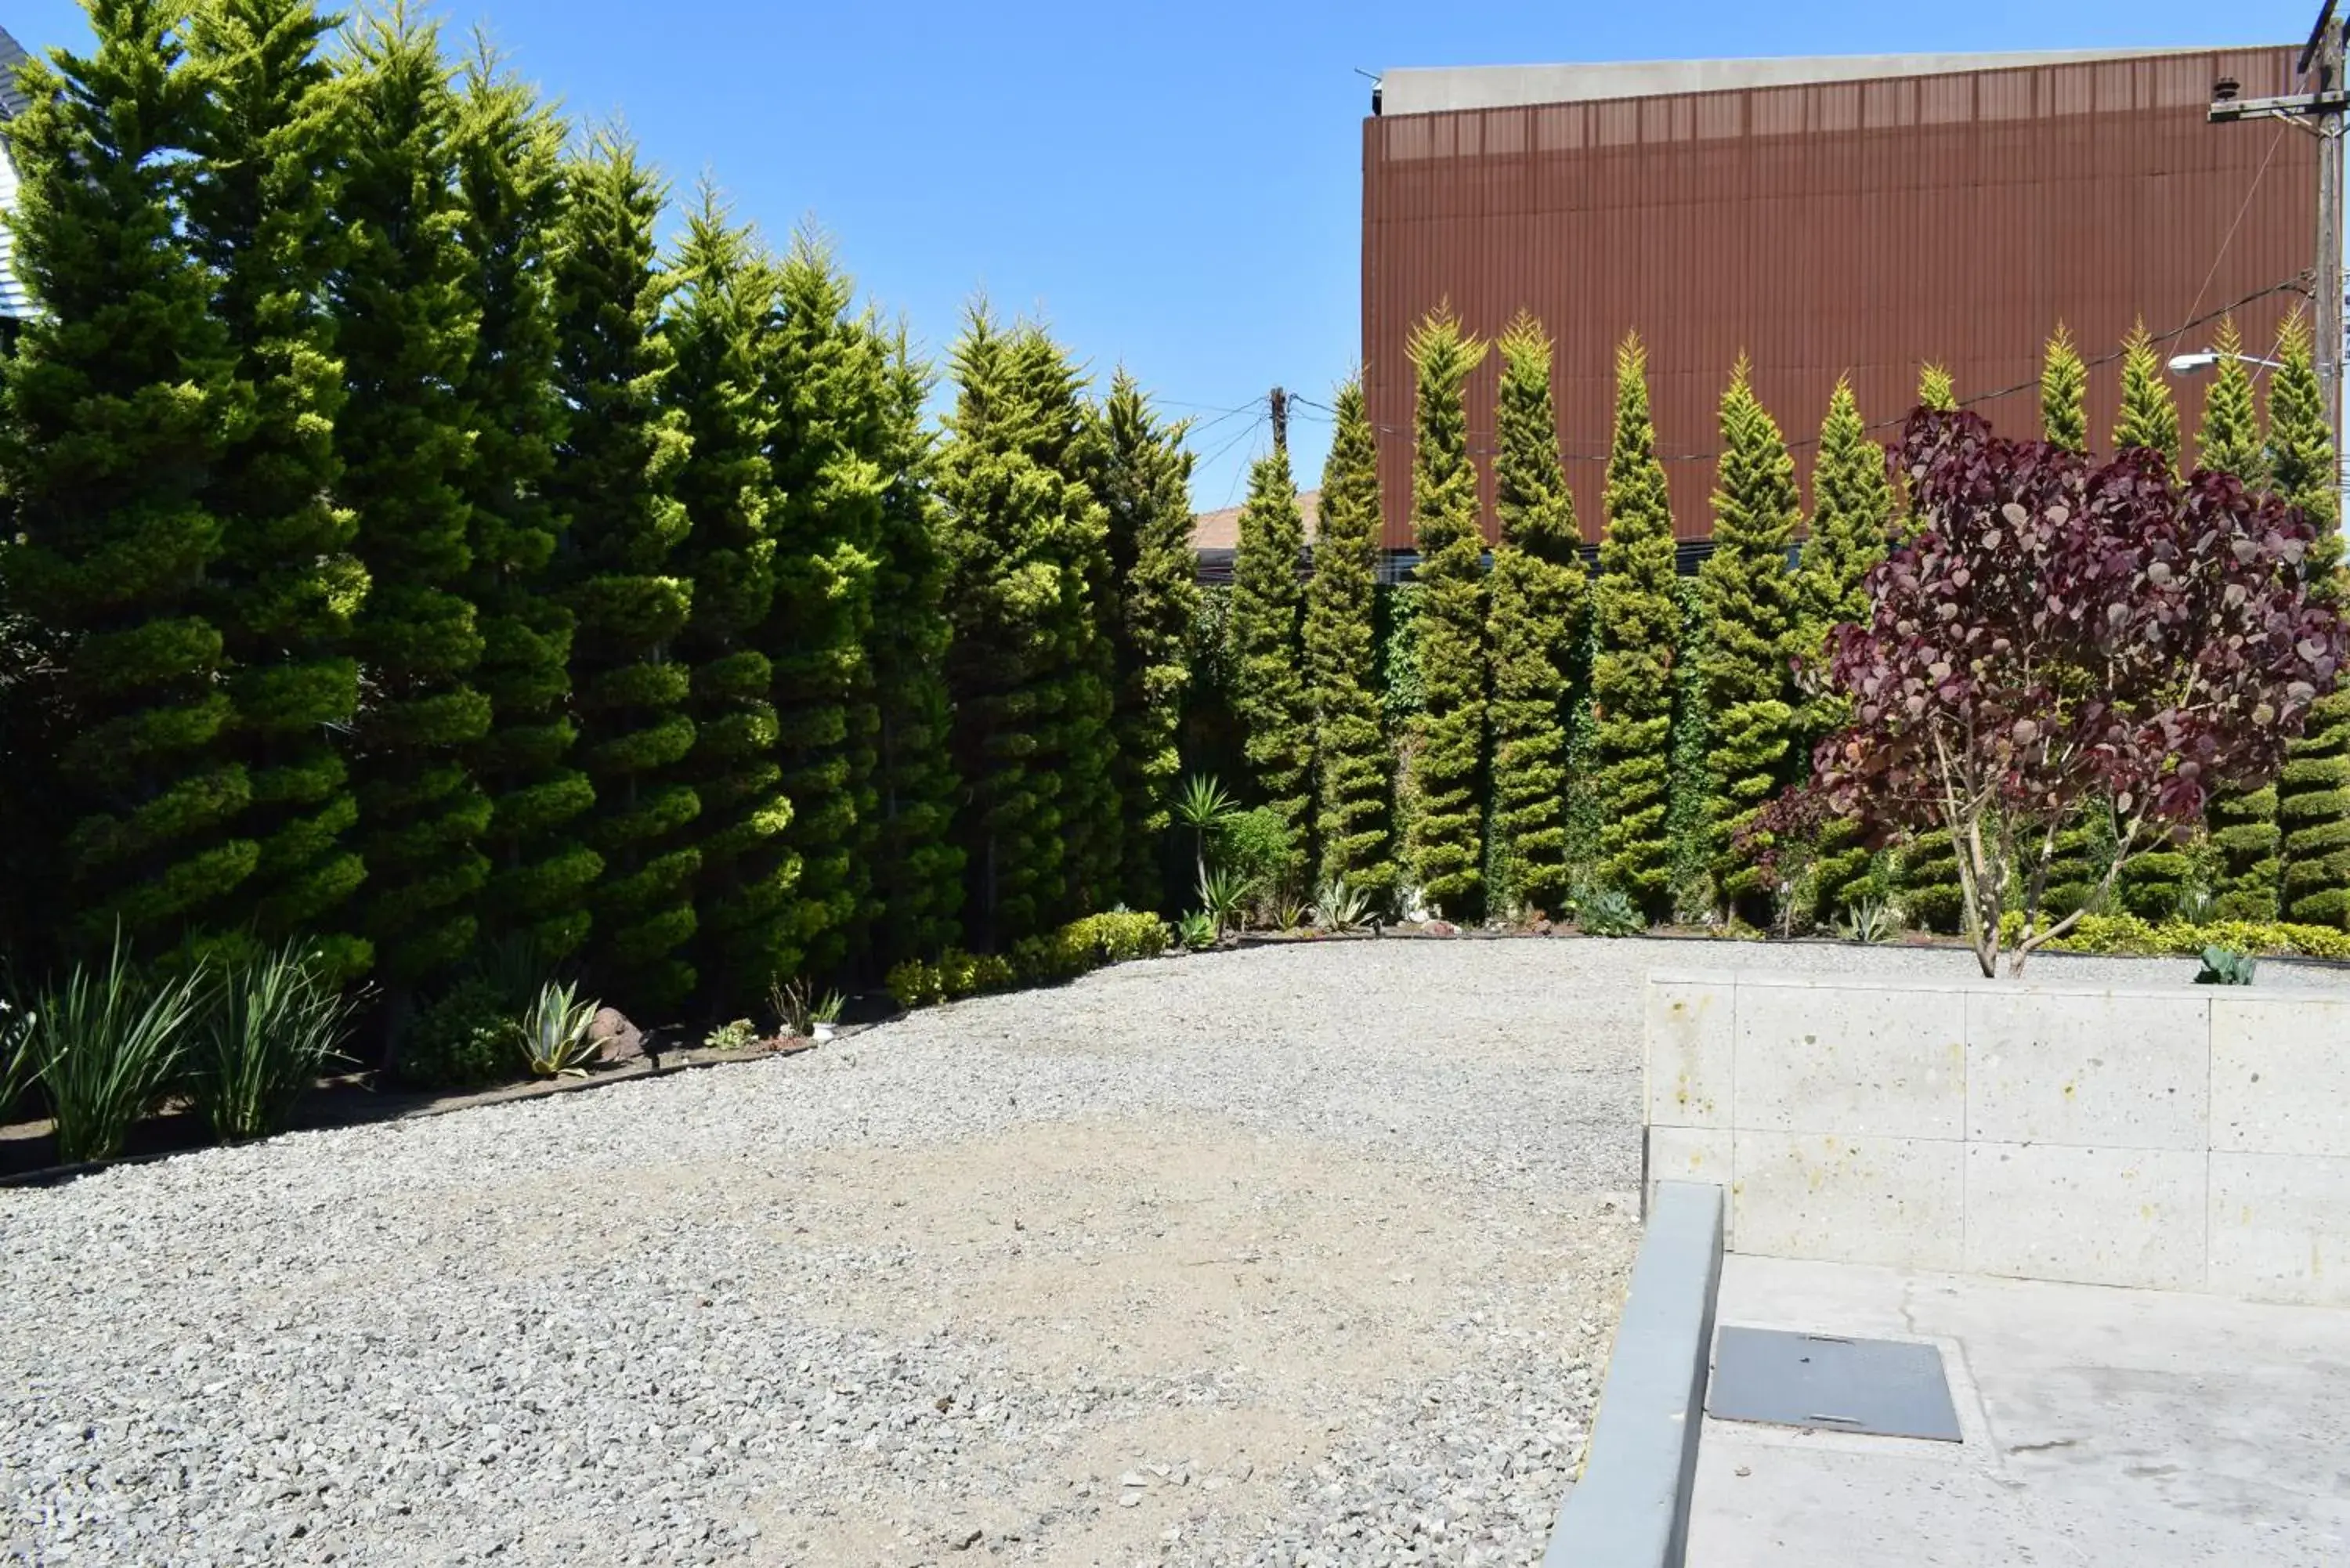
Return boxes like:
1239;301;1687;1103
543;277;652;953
1361;46;2319;549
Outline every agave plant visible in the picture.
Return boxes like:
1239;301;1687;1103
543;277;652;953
1176;910;1218;951
2195;946;2258;986
1310;876;1376;934
1171;773;1239;887
1574;886;1645;938
25;933;206;1164
1834;898;1896;945
195;943;359;1143
515;980;602;1078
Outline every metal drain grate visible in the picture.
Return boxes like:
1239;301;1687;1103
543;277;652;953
1707;1326;1961;1442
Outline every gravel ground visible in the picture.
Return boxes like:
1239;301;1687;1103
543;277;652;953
5;937;2343;1568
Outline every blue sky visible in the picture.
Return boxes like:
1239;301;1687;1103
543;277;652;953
3;0;2322;507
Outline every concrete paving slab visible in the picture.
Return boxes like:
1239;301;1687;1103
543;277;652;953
1689;1255;2350;1567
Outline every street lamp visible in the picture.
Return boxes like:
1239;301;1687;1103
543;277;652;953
2168;349;2287;375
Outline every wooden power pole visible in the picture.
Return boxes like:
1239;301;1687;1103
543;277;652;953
2211;2;2348;441
1269;385;1289;453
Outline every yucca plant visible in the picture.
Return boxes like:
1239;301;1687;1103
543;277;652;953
1172;773;1239;887
515;980;602;1078
0;995;31;1122
1196;864;1250;934
26;934;206;1164
195;944;359;1144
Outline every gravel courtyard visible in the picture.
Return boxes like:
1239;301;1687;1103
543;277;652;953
5;938;2334;1568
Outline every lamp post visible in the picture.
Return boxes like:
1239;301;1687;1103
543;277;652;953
2168;349;2287;375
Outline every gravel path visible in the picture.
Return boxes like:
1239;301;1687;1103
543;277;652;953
6;938;2342;1568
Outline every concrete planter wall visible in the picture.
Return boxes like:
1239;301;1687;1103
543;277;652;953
1643;969;2350;1305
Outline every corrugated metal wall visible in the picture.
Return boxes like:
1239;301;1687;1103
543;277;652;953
1361;47;2316;547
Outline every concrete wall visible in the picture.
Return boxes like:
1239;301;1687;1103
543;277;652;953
1377;47;2222;117
1643;970;2350;1306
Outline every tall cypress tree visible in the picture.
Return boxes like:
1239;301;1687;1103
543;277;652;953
2198;314;2279;919
1228;427;1312;867
2041;323;2088;452
1093;371;1198;912
1895;363;1964;930
454;45;597;961
763;233;887;975
0;0;253;952
1403;309;1488;918
1304;378;1397;905
184;0;367;971
935;309;1117;945
2113;319;2182;471
548;132;698;1009
2271;310;2350;925
1697;358;1800;919
867;326;964;962
1485;314;1585;917
1591;332;1678;918
334;6;490;985
665;189;795;999
1794;376;1890;920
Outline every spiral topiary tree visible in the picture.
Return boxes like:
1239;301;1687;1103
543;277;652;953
0;0;254;955
1093;371;1198;912
664;188;797;1000
2036;326;2100;914
1485;314;1585;918
2113;318;2182;473
1228;425;1313;873
454;45;598;963
2271;309;2350;925
1894;364;1964;930
2196;315;2280;919
1403;309;1489;918
548;131;700;1010
1792;378;1891;921
1697;358;1800;919
1305;377;1397;908
1591;332;1679;918
184;0;369;974
334;6;492;987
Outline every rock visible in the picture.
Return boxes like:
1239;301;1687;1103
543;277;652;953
949;1525;982;1549
591;1007;645;1064
1423;920;1459;938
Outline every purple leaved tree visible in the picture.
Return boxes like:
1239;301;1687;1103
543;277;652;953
1794;410;2346;977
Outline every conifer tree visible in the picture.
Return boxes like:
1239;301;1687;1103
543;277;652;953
334;6;490;985
866;327;964;961
2198;315;2278;918
1403;309;1489;916
1895;363;1964;930
453;45;597;961
1304;378;1397;905
0;0;252;951
1093;371;1198;911
2113;319;2181;471
935;309;1118;945
183;0;367;971
1697;358;1800;917
1591;332;1679;917
665;190;796;996
2041;323;2088;451
1229;428;1312;867
2271;310;2350;924
763;234;888;975
548;132;698;1008
1484;315;1585;916
1917;362;1958;413
1793;377;1890;921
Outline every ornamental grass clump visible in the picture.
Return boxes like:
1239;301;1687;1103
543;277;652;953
24;934;205;1164
195;942;359;1143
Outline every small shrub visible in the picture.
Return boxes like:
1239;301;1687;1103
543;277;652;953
23;934;206;1164
1220;806;1296;901
703;1018;758;1052
2196;946;2258;986
1575;886;1645;938
515;980;602;1078
1176;910;1218;950
398;979;519;1089
195;943;359;1144
1073;911;1169;962
885;959;942;1010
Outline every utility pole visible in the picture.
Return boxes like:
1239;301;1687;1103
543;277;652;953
2211;0;2348;441
1269;385;1289;452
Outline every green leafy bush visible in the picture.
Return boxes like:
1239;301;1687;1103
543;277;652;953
195;943;358;1143
703;1018;758;1052
1575;887;1645;938
885;958;943;1011
1994;912;2350;962
888;912;1166;1010
2195;947;2258;986
397;978;519;1089
1220;807;1296;904
23;936;207;1164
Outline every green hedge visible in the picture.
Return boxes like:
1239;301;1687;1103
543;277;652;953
885;911;1170;1010
1995;911;2350;961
